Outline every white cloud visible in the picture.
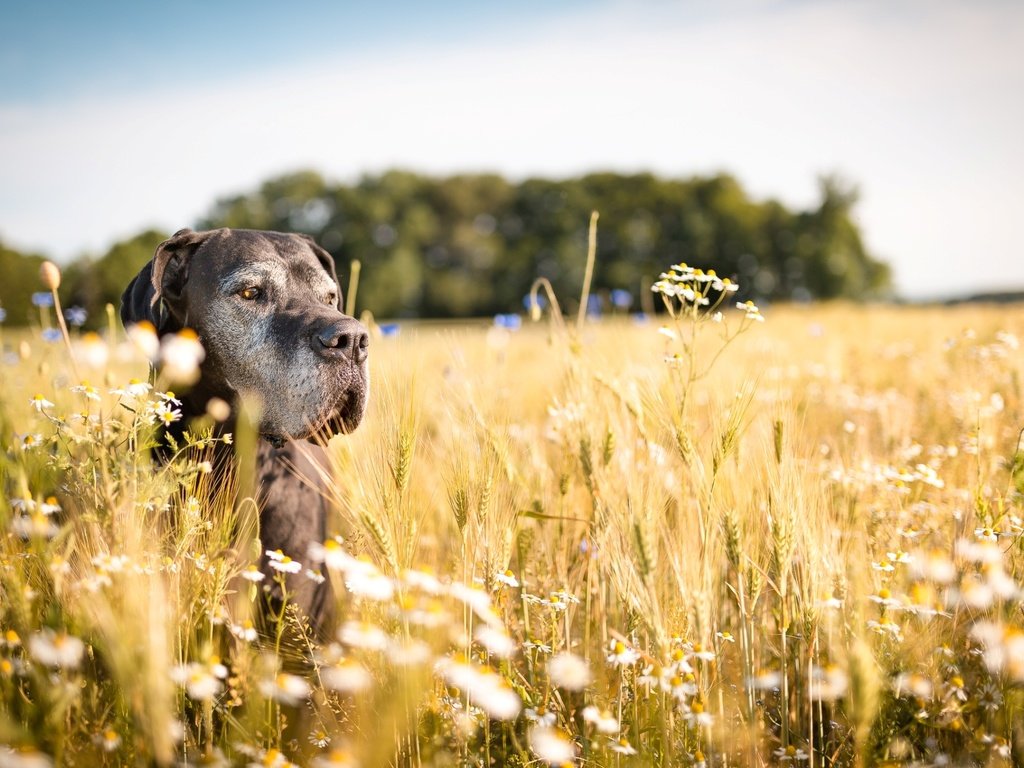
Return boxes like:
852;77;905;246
1;0;1021;297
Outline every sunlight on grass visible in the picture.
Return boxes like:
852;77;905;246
2;274;1024;766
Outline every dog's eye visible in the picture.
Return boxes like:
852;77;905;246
237;287;261;301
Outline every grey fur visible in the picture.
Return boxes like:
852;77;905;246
121;228;369;631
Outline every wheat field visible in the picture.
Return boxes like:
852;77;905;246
2;275;1024;766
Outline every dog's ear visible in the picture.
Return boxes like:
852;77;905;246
120;228;211;332
120;260;162;330
297;234;343;309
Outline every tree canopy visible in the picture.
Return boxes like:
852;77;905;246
0;170;891;326
0;240;47;326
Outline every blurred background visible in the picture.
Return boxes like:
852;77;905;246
1;0;1021;324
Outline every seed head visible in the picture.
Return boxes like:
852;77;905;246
40;260;61;290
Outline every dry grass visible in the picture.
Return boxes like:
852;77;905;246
2;296;1024;767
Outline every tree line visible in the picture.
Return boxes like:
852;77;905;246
0;170;891;326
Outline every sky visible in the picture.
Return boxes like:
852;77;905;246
1;0;1022;300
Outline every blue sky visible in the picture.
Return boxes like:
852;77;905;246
1;0;594;104
2;0;1022;299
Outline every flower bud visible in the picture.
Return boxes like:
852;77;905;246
40;261;61;291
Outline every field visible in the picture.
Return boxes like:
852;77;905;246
2;283;1024;766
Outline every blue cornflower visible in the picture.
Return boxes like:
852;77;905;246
65;306;88;327
494;313;522;331
610;289;633;309
32;292;55;308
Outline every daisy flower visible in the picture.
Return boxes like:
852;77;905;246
259;673;310;705
70;382;101;401
494;569;520;588
265;549;302;574
607;638;640;666
241;565;266;582
579;705;617;733
28;630;85;669
154;402;182;426
774;745;809;762
528;726;577;766
548;652;592;691
338;621;388;651
321;658;372;694
93;729;122;752
610;737;638;755
29;394;54;412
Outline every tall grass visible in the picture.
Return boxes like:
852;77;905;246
2;284;1024;767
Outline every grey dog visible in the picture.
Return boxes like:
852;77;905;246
121;227;369;631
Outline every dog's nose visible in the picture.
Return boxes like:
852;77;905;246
314;318;369;363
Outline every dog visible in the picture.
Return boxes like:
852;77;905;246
120;227;369;631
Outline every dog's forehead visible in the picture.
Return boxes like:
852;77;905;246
212;230;317;267
200;230;329;287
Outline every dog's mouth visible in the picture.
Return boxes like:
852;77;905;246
259;382;367;447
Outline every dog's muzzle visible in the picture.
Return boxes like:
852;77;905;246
313;317;369;364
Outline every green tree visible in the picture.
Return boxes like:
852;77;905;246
0;241;47;326
795;176;891;300
183;168;893;318
62;229;170;326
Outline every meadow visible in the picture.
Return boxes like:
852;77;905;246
2;268;1024;767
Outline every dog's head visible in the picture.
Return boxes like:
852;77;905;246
121;228;369;443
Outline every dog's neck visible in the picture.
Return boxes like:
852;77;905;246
164;385;290;456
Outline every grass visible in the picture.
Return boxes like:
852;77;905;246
2;278;1024;767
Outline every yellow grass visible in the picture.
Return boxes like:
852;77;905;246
2;300;1024;767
